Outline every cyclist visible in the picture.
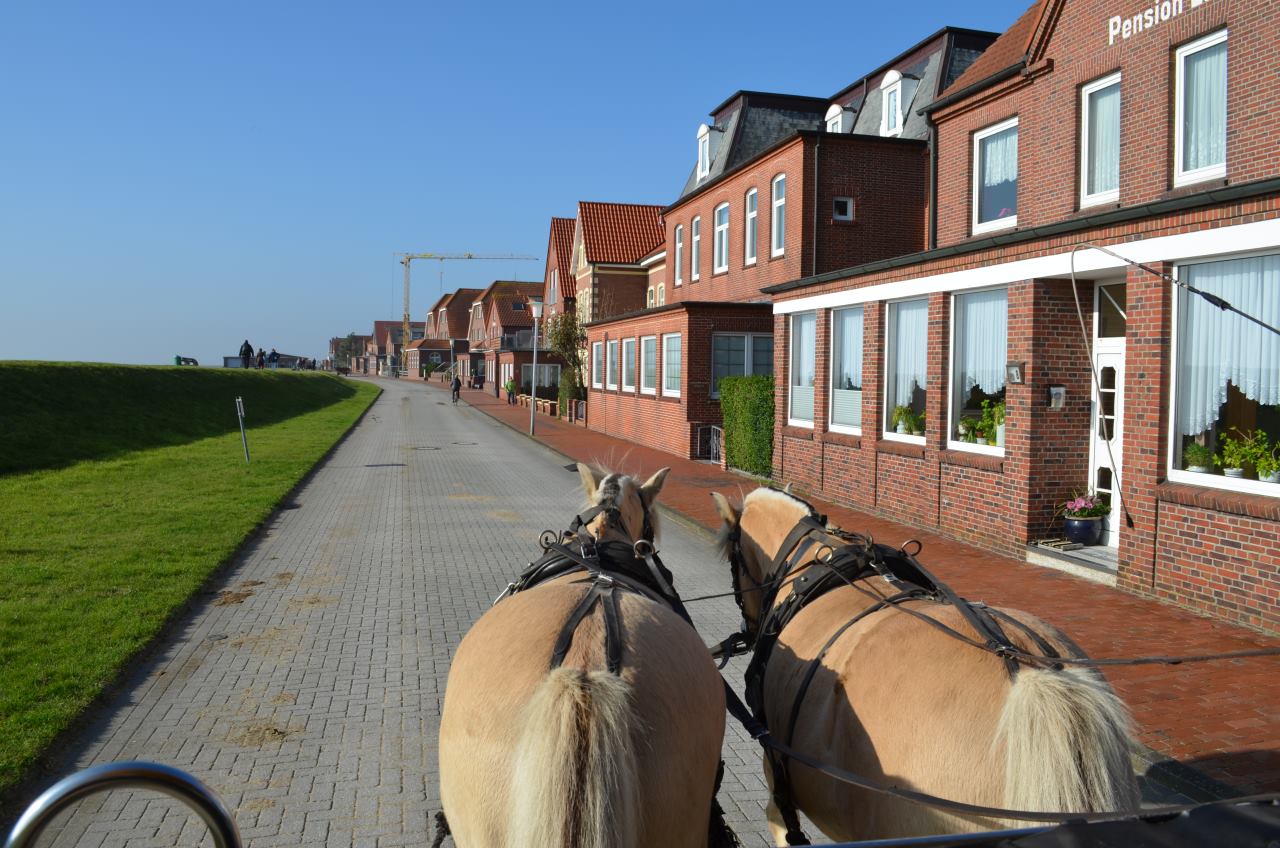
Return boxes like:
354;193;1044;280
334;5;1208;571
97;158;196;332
451;374;462;405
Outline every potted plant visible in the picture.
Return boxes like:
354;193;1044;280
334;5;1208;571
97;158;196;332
892;405;913;434
1215;428;1258;478
1182;441;1213;473
1256;432;1280;483
1058;492;1110;546
980;399;1006;447
911;409;926;437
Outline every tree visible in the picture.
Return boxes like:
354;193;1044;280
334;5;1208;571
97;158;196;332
334;332;360;368
545;311;588;414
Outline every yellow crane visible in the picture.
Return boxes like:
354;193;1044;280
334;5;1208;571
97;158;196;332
395;252;540;374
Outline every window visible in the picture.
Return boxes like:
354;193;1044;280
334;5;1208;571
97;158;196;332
675;225;686;285
641;336;657;395
830;307;863;431
646;287;655;308
771;175;786;257
591;341;603;388
1080;73;1121;207
1171;253;1279;494
548;269;558;305
511;301;525;311
691;216;701;280
662;334;682;397
825;103;849;134
697;125;711;179
606;340;618;390
622;338;636;391
1175;30;1227;187
973;118;1018;234
950;289;1008;452
521;363;561;397
881;71;903;137
713;203;729;273
789;313;816;424
745;189;758;265
657;284;665;306
833;197;854;221
711;333;773;398
885;299;928;439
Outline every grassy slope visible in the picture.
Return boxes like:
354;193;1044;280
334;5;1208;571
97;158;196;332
0;367;379;796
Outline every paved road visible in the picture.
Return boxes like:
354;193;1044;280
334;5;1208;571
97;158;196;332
27;378;777;847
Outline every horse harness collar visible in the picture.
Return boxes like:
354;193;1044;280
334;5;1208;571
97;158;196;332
723;512;1062;846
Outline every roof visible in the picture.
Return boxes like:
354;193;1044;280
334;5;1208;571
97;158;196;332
473;281;544;332
439;288;484;338
549;217;576;299
938;1;1043;100
577;202;665;265
406;338;453;351
371;320;425;347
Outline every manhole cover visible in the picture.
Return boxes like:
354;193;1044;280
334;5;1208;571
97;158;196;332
451;441;478;446
365;463;407;468
413;446;441;451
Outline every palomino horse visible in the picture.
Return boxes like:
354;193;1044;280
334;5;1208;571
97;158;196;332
711;486;1138;844
439;465;727;848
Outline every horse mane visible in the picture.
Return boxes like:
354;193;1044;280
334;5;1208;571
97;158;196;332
715;486;820;560
582;466;661;542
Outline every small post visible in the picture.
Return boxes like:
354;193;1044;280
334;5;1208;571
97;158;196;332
235;397;250;463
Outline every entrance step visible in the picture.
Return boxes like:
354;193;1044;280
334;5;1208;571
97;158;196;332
1026;541;1118;587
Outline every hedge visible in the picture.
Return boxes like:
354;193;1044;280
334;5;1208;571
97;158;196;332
719;374;774;476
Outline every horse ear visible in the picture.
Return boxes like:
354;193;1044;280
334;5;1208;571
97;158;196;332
578;463;603;499
639;467;670;508
711;492;740;528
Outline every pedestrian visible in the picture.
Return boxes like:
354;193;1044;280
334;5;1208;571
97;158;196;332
256;348;265;370
451;374;462;405
268;348;280;370
239;339;253;369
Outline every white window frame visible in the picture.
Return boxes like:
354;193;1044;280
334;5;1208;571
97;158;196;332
745;188;758;265
1166;251;1279;498
713;203;729;273
828;306;863;435
946;287;1006;458
972;117;1019;236
710;333;772;399
1080;72;1122;208
646;287;654;308
771;174;786;258
591;341;603;389
833;197;854;221
662;333;682;398
788;312;816;427
691;216;701;280
1173;29;1228;188
674;225;684;285
697;125;711;179
640;335;657;395
606;339;618;390
880;72;904;137
883;298;928;445
657;283;665;306
621;338;637;392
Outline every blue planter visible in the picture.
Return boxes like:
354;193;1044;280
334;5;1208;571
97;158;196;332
1063;516;1103;546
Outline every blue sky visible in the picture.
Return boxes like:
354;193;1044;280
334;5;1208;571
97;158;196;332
0;0;1032;365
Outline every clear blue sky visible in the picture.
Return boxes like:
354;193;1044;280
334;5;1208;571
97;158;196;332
0;0;1032;365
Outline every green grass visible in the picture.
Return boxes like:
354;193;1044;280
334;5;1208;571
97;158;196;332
0;362;362;474
0;370;379;797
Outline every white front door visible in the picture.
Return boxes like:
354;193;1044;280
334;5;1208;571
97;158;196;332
1089;282;1126;548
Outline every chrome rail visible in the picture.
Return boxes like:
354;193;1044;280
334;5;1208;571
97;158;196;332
5;762;242;848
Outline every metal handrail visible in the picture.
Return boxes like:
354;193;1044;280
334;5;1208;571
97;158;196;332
5;761;242;848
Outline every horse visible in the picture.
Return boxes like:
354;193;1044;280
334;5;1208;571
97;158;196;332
710;486;1139;845
439;464;727;848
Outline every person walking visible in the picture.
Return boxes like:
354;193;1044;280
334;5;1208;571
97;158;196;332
239;339;253;369
268;348;280;370
256;348;266;370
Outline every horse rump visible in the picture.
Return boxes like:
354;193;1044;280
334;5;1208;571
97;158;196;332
511;666;640;848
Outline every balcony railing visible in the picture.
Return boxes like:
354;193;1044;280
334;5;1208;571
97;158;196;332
500;330;535;351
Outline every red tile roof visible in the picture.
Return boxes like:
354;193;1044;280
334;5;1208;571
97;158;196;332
438;288;484;338
939;0;1044;99
549;217;576;299
578;201;664;265
406;338;452;351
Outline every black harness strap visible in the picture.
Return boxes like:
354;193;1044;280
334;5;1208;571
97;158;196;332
549;577;625;675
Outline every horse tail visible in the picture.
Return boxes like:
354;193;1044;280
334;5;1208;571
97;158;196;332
510;667;640;848
996;666;1138;816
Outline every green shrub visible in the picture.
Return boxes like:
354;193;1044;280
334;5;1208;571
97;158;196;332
559;368;583;416
720;374;774;476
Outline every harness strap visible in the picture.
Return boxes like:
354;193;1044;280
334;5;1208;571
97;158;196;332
549;577;624;675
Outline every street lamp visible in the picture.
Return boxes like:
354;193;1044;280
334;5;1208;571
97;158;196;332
528;296;544;436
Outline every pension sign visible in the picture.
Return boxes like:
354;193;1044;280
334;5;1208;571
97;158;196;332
1108;0;1210;45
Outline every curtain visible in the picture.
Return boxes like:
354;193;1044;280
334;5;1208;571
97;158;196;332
891;300;928;408
979;125;1018;222
1087;82;1120;196
790;313;815;420
956;289;1007;395
1177;255;1280;435
832;307;863;427
1183;41;1226;173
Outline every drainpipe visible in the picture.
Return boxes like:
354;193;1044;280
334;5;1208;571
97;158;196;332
926;113;939;250
811;135;821;277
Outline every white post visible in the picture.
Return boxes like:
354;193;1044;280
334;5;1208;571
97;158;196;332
529;297;543;436
235;397;250;463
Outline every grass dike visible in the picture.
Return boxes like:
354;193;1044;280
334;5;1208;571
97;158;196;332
0;363;380;804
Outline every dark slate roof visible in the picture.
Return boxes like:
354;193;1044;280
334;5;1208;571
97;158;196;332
940;2;1043;98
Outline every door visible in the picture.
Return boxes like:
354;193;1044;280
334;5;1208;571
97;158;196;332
1089;282;1126;548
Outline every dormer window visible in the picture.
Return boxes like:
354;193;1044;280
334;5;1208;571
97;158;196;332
880;70;904;137
697;124;712;179
512;302;526;311
825;103;851;134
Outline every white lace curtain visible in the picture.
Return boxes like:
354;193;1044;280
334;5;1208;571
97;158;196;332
1176;254;1280;436
956;289;1007;395
834;307;863;389
982;125;1018;187
1183;41;1227;172
891;300;928;408
1087;83;1120;195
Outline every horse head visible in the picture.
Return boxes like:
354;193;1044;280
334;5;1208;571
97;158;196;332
712;486;824;637
577;463;669;547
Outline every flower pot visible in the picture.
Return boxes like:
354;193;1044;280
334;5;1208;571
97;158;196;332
896;423;907;434
911;430;923;437
1260;471;1280;484
1063;516;1103;546
1186;465;1211;473
1223;467;1245;479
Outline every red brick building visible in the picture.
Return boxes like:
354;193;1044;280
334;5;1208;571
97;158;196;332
425;288;482;376
455;281;563;396
584;29;996;459
541;217;576;322
770;0;1280;631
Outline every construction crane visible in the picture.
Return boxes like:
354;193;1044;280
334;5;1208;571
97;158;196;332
395;252;540;375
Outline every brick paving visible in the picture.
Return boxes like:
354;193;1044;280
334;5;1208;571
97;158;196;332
446;378;1280;800
13;377;778;848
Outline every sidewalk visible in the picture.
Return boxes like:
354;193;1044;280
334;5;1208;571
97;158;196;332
436;378;1280;799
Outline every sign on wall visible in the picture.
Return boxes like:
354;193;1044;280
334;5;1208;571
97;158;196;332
1108;0;1210;45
